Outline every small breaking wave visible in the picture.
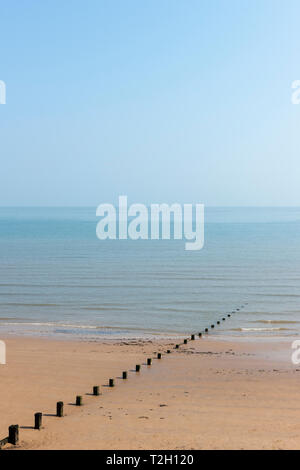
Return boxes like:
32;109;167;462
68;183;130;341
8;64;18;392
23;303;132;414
233;327;290;332
253;320;300;325
0;321;100;329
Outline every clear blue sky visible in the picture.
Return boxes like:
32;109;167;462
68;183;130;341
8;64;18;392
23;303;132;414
0;0;299;206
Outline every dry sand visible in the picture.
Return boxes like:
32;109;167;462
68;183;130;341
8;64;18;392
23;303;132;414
0;334;299;450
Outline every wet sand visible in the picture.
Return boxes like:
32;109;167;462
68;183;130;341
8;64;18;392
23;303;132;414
0;335;299;450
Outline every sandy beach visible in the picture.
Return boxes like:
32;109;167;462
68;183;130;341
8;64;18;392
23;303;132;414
0;334;299;450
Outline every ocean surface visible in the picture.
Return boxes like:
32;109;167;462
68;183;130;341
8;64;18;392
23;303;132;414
0;207;300;340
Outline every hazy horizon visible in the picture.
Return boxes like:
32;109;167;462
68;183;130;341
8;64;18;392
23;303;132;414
1;205;300;208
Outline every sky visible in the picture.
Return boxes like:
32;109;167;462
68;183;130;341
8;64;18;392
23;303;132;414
0;0;299;207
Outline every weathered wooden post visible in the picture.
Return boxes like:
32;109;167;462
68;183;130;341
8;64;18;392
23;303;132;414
76;395;83;406
109;379;114;387
157;353;162;359
136;364;141;372
175;344;179;349
198;332;202;337
8;425;19;445
184;339;188;344
93;386;100;396
34;412;42;430
191;334;195;340
122;371;127;379
147;358;152;366
57;401;64;417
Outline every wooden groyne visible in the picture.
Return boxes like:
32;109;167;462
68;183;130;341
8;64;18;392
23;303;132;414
0;303;246;450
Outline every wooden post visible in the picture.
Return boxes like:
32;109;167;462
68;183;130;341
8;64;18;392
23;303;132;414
167;350;171;354
136;364;141;372
34;412;42;430
122;371;127;379
109;379;114;387
147;358;152;366
76;395;83;406
205;328;208;332
211;325;215;328
57;401;64;417
175;344;179;349
93;386;100;396
198;333;202;337
157;353;162;359
8;425;19;445
184;339;188;344
191;334;195;340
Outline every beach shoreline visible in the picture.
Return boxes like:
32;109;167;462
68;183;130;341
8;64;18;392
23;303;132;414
0;334;299;450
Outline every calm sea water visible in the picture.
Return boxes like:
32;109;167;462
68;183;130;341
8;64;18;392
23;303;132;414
0;207;300;340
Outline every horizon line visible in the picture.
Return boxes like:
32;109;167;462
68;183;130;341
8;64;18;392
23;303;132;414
0;205;300;209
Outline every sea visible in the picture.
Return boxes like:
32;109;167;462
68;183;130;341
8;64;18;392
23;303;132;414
0;207;299;340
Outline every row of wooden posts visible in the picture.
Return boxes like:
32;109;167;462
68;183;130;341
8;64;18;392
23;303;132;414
0;304;245;449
